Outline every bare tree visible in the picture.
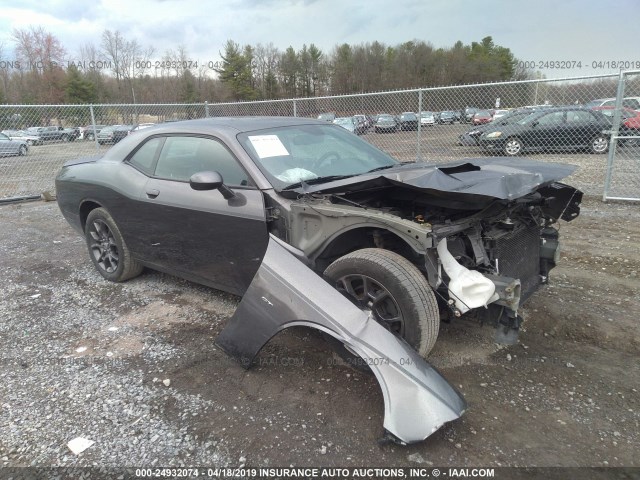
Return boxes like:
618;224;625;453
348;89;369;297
101;30;154;101
13;26;66;74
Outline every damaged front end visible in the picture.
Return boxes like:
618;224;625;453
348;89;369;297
216;236;467;444
427;181;582;343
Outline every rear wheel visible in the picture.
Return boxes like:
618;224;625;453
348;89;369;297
61;135;70;142
18;145;27;156
504;136;523;156
85;207;143;282
87;133;95;141
324;249;440;364
590;135;609;154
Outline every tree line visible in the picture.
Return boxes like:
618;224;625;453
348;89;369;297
0;26;533;105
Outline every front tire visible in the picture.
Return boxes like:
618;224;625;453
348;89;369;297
504;136;523;156
324;248;440;359
18;145;27;156
85;207;143;282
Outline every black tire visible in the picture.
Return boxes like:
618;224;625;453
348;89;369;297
504;136;523;156
590;134;609;154
61;135;69;142
324;248;440;360
18;145;27;156
85;207;143;282
87;133;95;141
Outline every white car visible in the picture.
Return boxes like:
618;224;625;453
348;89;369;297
419;111;435;126
584;97;640;111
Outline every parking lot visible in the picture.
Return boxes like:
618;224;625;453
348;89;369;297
0;123;619;199
1;194;638;468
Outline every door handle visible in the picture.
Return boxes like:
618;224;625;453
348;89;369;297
146;188;160;199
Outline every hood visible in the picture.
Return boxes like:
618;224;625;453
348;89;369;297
282;157;577;202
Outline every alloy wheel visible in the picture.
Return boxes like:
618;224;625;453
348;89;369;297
335;274;404;335
88;219;119;273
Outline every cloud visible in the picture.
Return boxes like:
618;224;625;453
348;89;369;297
2;0;638;77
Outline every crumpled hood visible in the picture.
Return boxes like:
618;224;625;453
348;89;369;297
286;157;577;202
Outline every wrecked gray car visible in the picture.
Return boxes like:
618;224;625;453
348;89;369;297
55;117;581;444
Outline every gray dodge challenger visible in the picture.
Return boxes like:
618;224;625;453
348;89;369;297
56;117;582;444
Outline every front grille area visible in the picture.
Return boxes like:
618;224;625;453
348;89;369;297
490;224;542;302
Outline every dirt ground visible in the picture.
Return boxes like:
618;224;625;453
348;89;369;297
0;197;638;470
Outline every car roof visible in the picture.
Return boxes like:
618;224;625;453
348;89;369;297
149;116;325;134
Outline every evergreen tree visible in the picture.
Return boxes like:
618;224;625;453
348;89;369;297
65;65;98;103
214;40;257;100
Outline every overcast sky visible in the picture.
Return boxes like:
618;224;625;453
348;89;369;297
1;0;638;79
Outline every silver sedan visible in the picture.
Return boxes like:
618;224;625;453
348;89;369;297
0;132;29;156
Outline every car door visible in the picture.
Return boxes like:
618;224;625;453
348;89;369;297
527;111;566;150
564;110;601;147
126;134;269;296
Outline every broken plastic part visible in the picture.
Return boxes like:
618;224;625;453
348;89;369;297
215;236;466;444
437;238;499;313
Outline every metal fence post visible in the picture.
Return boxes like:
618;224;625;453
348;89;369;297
603;71;626;201
89;105;99;153
293;99;297;117
417;89;423;162
204;101;210;117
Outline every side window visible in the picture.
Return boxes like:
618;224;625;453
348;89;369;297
623;99;640;109
127;137;163;175
154;136;250;186
566;110;594;123
537;111;565;125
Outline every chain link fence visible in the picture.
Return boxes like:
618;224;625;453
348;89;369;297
2;72;639;201
603;70;640;201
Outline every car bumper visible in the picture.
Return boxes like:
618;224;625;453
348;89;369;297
479;138;506;151
458;134;481;146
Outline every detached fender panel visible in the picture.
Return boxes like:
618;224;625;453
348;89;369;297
215;236;466;444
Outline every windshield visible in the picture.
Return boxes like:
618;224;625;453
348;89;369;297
584;100;607;108
495;111;534;124
237;124;399;190
517;112;549;125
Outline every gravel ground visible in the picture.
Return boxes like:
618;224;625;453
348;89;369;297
0;198;638;469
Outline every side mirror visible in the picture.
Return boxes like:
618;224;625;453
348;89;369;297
189;171;235;199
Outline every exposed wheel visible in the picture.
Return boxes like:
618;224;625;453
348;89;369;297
18;145;27;156
504;136;523;156
61;135;70;142
85;207;143;282
324;248;440;361
87;133;95;141
590;135;609;154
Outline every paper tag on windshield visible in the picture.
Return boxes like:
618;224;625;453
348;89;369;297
248;135;289;158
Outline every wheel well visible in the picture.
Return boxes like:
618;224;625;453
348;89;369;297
314;227;423;272
79;201;102;231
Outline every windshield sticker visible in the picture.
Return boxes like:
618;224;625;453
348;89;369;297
248;135;290;158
